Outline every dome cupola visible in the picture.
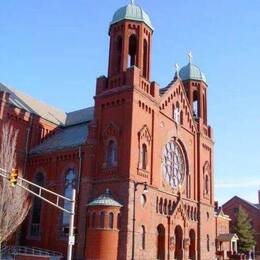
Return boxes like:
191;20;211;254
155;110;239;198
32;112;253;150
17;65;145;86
110;1;153;31
175;53;207;84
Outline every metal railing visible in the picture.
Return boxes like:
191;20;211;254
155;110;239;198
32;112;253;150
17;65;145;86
1;245;63;259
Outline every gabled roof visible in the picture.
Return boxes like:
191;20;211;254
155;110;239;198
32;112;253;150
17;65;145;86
215;207;231;220
30;123;89;155
222;195;260;212
0;82;94;126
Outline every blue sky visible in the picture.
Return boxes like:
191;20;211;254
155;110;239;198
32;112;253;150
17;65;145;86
1;0;259;204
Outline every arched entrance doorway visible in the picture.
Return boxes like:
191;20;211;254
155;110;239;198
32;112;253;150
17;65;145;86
189;229;196;260
157;224;165;260
174;225;183;260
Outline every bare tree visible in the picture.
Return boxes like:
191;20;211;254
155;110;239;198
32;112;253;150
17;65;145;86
0;123;30;256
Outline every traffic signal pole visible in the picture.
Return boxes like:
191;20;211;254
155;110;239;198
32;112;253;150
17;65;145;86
0;168;76;260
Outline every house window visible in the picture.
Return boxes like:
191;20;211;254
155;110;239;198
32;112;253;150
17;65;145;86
107;140;117;168
62;169;76;227
30;173;44;237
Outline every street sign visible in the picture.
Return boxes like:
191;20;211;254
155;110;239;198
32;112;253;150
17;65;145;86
69;235;75;245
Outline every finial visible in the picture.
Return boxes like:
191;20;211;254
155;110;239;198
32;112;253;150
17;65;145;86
188;51;193;63
131;0;135;4
175;63;180;78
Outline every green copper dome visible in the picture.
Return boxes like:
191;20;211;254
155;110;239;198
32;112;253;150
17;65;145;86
110;2;153;31
87;189;123;208
177;63;207;84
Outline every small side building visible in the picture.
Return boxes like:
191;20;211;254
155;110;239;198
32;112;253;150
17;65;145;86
222;191;260;256
215;206;239;259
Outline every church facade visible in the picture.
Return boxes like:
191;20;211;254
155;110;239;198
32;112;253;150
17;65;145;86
0;2;236;260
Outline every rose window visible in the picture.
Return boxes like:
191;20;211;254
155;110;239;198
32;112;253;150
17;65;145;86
162;140;186;188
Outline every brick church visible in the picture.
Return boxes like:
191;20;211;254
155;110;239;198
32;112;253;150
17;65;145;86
0;1;238;260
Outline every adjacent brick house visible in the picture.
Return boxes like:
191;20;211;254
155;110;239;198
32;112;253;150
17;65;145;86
222;191;260;256
0;2;237;259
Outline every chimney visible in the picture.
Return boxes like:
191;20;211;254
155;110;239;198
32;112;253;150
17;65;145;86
258;190;260;205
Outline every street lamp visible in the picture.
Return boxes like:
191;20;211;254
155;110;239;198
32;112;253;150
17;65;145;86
131;181;148;260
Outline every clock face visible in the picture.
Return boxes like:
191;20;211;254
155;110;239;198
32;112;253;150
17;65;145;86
162;140;185;189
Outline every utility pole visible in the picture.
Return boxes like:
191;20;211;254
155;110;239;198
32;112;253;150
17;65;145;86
0;168;76;260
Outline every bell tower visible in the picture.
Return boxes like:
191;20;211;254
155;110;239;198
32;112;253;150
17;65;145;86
179;52;208;126
107;1;153;83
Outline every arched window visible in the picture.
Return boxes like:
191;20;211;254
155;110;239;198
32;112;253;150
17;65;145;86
109;212;114;229
143;39;148;78
63;169;76;226
205;175;209;194
207;235;210;251
107;140;117;168
193;91;199;119
128;34;138;67
92;212;96;228
30;172;44;237
141;225;146;250
117;213;121;229
141;143;148;170
115;35;122;73
159;198;163;214
100;211;105;228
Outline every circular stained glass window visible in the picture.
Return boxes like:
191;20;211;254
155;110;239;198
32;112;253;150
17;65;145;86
162;140;186;189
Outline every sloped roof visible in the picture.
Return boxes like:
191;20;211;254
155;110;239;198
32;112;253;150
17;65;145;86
87;189;123;208
30;123;89;155
217;233;239;241
0;83;67;125
0;82;94;126
222;196;260;212
66;107;94;126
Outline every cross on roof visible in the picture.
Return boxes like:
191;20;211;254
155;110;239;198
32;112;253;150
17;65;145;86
188;51;193;63
131;0;135;4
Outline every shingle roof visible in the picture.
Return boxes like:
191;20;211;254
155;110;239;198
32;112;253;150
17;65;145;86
217;233;239;242
0;82;94;126
30;123;89;155
0;83;67;125
66;107;94;126
87;189;123;208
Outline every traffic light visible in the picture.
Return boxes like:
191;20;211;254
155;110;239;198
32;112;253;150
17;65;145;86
9;168;18;187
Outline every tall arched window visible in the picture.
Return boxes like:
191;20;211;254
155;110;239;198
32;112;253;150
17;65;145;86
141;225;146;250
128;34;138;67
207;235;210;251
107;140;117;168
141;143;148;170
193;91;199;118
115;36;122;73
205;175;209;194
143;39;148;78
100;211;105;228
30;172;44;237
109;212;114;229
62;169;76;226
